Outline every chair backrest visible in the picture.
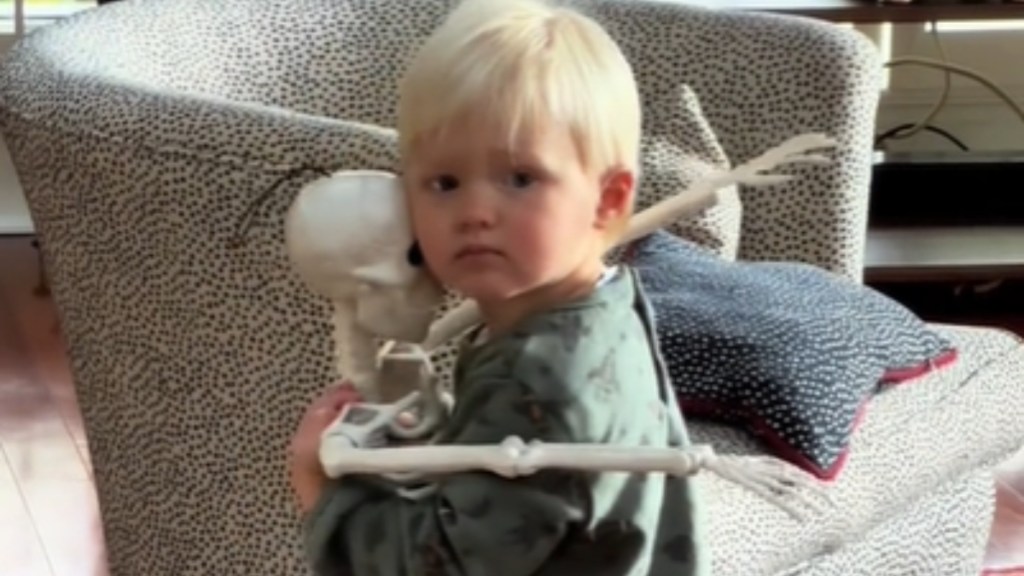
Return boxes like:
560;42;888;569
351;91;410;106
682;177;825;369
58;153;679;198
8;0;880;277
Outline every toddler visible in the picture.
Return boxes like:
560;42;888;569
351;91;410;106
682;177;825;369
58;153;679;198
289;0;709;573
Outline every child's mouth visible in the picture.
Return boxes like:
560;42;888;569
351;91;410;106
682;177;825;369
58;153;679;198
455;245;503;260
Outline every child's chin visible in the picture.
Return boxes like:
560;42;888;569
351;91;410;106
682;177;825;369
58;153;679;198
459;286;514;304
455;279;519;304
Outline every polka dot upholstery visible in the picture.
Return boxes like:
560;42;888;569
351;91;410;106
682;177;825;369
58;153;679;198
624;231;958;479
20;1;1024;576
694;325;1024;575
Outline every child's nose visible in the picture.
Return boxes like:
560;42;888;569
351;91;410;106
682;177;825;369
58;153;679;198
454;191;497;231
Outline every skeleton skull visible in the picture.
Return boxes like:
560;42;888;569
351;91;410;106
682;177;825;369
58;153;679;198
284;170;444;344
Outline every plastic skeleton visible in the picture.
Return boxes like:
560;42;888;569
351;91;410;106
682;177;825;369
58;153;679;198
284;133;838;520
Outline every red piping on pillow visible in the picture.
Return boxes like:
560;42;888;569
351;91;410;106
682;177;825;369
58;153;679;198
881;348;958;384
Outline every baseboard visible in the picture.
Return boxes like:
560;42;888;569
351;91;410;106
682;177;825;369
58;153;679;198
0;213;34;235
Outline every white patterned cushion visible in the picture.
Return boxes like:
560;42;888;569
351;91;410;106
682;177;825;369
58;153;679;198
633;84;740;260
694;325;1024;574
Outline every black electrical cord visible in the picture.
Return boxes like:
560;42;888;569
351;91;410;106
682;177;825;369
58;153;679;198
874;122;969;151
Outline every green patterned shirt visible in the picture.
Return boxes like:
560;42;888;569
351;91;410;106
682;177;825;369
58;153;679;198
304;266;709;575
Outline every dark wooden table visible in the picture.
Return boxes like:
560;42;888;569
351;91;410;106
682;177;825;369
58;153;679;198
698;1;1024;23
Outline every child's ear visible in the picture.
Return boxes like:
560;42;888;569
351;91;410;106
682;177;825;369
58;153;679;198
595;168;635;228
407;241;425;267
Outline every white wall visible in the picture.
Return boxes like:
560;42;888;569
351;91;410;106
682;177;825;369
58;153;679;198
0;2;93;234
0;134;29;234
871;21;1024;153
0;34;31;234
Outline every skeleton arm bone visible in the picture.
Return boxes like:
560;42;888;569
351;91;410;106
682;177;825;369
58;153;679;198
321;435;716;478
595;132;836;251
319;434;834;521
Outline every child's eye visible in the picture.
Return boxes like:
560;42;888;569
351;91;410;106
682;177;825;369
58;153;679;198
429;174;459;192
508;170;535;189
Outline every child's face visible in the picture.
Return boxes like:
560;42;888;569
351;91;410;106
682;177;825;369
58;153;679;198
403;115;629;306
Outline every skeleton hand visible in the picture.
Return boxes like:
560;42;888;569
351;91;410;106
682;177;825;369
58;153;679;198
723;133;837;188
620;133;838;247
702;454;837;521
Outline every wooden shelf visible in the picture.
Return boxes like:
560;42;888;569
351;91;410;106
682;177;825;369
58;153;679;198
694;0;1024;23
865;226;1024;282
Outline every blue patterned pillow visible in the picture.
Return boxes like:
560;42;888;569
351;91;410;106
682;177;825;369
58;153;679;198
623;231;957;480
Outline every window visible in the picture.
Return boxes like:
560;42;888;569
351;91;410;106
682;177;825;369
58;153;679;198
868;20;1024;107
852;20;1024;151
0;0;97;36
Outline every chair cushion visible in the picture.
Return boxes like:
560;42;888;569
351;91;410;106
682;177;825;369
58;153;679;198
697;324;1024;574
632;84;741;260
623;230;956;479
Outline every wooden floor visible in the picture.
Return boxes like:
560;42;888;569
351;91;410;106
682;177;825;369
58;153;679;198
0;237;107;576
0;234;1022;576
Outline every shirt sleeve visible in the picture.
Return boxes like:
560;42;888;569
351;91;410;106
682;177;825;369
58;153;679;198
302;369;594;576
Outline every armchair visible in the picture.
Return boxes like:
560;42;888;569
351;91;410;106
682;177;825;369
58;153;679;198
1;1;1021;574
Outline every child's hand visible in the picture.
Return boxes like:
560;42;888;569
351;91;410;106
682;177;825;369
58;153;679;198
289;381;361;513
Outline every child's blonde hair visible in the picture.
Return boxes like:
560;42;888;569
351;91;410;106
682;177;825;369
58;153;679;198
397;0;642;239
